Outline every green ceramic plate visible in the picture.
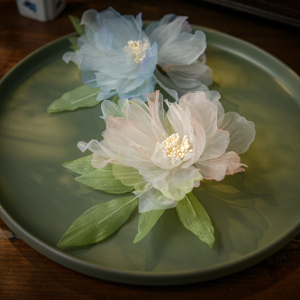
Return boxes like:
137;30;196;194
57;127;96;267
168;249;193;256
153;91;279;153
0;26;299;286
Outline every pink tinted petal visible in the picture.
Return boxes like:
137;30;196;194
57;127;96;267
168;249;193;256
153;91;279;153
195;151;246;181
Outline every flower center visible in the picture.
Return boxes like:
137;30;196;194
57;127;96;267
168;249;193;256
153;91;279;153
157;133;193;164
123;38;151;63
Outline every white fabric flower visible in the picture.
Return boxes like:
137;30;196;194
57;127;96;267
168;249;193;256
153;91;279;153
78;90;255;212
145;14;213;100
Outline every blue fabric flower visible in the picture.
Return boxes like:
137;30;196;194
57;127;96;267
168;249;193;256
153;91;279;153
63;8;213;102
63;7;158;101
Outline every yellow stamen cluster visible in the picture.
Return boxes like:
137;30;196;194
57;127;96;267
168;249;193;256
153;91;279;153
158;133;193;164
123;38;151;63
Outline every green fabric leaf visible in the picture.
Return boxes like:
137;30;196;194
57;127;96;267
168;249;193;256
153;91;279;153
69;15;85;36
47;85;100;113
76;164;134;194
68;36;80;51
112;164;150;192
111;94;119;104
176;193;215;249
63;155;94;175
133;209;165;243
57;196;138;248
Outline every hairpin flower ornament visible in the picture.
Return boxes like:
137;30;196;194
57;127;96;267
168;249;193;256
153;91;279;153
57;90;255;249
47;7;213;113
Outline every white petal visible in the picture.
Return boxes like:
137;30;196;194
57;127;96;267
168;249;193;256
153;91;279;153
116;121;156;156
179;92;220;137
154;69;209;101
126;101;153;137
155;167;202;200
166;101;192;138
77;139;116;160
181;117;206;168
146;91;169;140
218;112;256;154
91;154;115;168
157;30;207;65
163;60;213;86
101;100;126;120
146;16;188;52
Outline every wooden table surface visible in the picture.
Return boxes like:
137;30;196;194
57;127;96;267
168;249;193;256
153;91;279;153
0;0;299;299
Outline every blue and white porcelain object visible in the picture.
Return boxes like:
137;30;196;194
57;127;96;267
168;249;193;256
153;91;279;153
16;0;66;22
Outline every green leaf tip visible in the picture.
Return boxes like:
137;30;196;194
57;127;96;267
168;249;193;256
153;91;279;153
176;193;215;249
47;85;100;113
68;15;85;36
133;209;165;244
57;195;139;248
62;155;94;175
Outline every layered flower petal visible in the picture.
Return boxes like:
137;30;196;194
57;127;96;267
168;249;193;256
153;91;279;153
133;188;177;213
195;151;246;181
218;112;256;154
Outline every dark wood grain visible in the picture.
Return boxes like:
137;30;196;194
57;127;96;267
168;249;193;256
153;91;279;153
0;0;299;299
202;0;300;27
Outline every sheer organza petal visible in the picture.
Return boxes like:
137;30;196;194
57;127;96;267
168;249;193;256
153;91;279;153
195;151;246;181
145;15;188;52
165;102;192;138
146;91;169;141
101;100;127;120
181;117;206;168
218;111;256;154
179;92;221;138
134;187;178;213
163;60;213;86
91;154;115;168
112;164;150;192
156;167;202;200
157;30;207;65
154;69;209;101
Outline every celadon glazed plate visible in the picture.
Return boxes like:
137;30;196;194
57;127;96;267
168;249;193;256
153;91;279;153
0;26;299;286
